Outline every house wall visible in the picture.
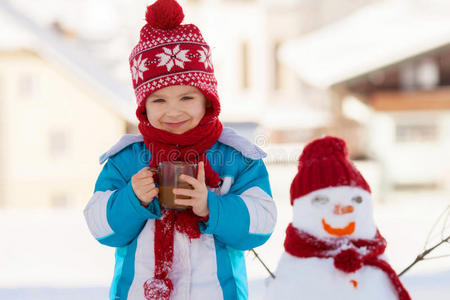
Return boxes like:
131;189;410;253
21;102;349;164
369;110;450;189
0;50;126;208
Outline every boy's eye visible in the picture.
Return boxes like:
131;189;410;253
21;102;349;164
181;96;193;100
152;98;165;103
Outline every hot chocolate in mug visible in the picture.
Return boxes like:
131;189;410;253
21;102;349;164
150;161;197;210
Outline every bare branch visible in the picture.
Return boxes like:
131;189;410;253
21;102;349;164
441;207;450;239
250;249;276;279
399;234;450;277
425;206;450;249
422;254;450;260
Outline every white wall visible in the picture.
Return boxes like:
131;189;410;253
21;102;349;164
369;110;450;189
0;51;126;208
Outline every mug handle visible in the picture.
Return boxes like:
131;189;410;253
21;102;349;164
148;167;158;174
148;167;159;184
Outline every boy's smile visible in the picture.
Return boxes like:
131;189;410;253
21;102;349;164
164;120;189;129
145;85;207;134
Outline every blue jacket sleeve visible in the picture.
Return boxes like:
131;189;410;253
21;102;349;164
199;158;276;250
84;156;161;247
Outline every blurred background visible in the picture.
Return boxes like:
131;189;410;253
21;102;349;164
0;0;449;299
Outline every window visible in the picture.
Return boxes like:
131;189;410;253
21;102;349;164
49;130;67;157
395;123;438;143
51;193;69;208
18;74;38;100
274;41;286;90
416;58;439;90
241;41;250;89
400;58;440;91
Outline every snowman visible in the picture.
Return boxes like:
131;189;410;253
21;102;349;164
265;136;411;300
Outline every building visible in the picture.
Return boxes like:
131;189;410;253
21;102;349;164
0;1;134;208
0;0;388;207
279;0;450;191
185;0;378;142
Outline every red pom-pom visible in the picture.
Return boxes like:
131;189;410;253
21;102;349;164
145;0;184;30
300;136;348;163
143;278;173;300
333;248;362;273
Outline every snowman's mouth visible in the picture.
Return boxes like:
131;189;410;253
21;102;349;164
322;218;355;236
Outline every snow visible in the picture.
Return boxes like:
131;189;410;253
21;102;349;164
0;163;449;299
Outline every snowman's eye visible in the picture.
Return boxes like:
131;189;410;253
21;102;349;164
352;195;363;204
311;195;329;205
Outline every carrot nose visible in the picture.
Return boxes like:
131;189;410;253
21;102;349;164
333;204;354;215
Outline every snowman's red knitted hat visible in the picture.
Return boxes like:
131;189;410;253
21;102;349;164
290;136;371;205
130;0;219;115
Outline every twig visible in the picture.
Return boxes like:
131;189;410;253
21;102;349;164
399;234;450;277
423;254;450;260
425;206;449;249
250;249;276;279
441;208;450;238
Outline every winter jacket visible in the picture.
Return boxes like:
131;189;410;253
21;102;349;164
84;128;277;300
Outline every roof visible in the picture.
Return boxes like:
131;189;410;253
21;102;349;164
0;0;136;124
279;0;450;89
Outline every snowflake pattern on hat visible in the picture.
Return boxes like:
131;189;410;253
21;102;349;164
156;45;191;71
132;55;149;83
198;47;212;70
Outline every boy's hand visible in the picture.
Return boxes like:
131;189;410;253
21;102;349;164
131;167;158;207
173;161;209;217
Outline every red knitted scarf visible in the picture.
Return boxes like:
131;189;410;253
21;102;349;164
284;224;411;300
137;106;223;300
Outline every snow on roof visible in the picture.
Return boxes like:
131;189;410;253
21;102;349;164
279;0;450;89
0;0;136;124
0;10;35;50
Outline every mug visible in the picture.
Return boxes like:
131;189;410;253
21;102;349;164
151;161;197;210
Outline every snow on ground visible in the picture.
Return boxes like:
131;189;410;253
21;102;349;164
0;163;449;299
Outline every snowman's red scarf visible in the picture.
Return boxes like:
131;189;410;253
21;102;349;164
284;224;411;300
137;106;223;300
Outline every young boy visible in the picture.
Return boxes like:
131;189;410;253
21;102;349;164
83;1;276;300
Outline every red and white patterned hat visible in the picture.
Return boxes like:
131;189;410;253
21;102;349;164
129;0;220;117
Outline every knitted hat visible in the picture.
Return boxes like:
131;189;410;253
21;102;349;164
290;136;371;205
129;0;219;116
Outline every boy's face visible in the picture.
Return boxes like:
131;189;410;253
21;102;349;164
145;85;207;134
